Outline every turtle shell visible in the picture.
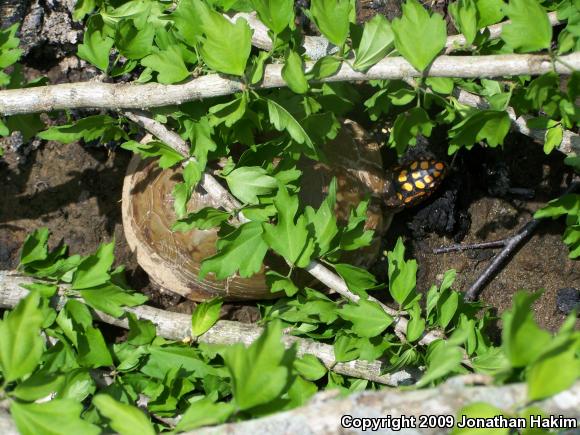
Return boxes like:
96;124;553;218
122;119;392;301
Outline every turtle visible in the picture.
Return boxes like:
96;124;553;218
122;119;446;301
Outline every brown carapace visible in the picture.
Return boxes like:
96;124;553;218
392;159;447;207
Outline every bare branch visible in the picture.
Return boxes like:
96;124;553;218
1;53;578;116
0;270;419;386
192;379;580;435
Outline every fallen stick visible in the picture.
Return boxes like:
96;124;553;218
0;270;419;386
1;52;578;116
192;379;580;435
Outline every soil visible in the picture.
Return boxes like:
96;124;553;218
1;0;578;333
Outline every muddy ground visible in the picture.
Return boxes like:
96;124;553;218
1;0;578;332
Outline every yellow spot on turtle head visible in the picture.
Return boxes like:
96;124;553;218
402;182;413;192
433;171;441;178
397;192;403;200
424;175;433;184
398;174;407;183
412;171;421;179
435;162;445;170
415;180;426;189
410;161;418;170
420;161;429;170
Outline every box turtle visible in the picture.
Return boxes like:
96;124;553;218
122;120;446;301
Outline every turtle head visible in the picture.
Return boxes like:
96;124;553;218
384;159;447;209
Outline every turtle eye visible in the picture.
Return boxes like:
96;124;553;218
393;160;446;206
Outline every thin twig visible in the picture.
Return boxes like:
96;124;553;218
434;182;580;302
0;270;420;386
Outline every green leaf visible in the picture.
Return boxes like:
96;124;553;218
406;302;426;342
266;98;316;157
475;0;505;28
294;354;327;381
502;0;552;52
80;283;147;317
251;0;294;34
453;403;508;435
37;115;125;145
304;178;338;256
387;238;418;307
141;46;190;84
334;263;378;296
416;341;463;387
339;199;374;251
224;321;294;411
11;400;100;435
175;397;235;431
121;140;184;169
262;185;315;267
191;298;223;336
543;121;563;154
115;19;155;59
93;395;155;435
388;107;434;155
225;166;278;204
198;8;252;76
77;16;114;71
126;313;156;346
248;51;270;84
448;110;511;153
527;344;580;401
307;56;342;80
20;227;49;265
208;93;248;128
71;241;114;290
200;221;269;280
392;0;447;71
0;292;44;382
282;50;309;94
173;207;230;232
266;271;300;297
337;299;393;338
353;15;394;72
309;0;352;47
502;291;551;367
449;0;478;46
73;0;96;21
534;194;580;220
78;326;114;368
437;289;459;329
426;77;455;94
11;370;65;401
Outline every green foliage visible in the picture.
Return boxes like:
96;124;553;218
352;15;394;72
2;0;579;429
308;0;353;47
392;0;447;72
191;298;223;336
501;0;552;52
534;193;580;258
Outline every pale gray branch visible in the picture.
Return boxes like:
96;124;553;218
1;53;578;116
0;270;419;386
192;379;580;435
